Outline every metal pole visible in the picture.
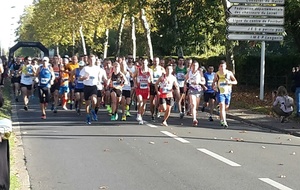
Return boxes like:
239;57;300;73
260;41;265;100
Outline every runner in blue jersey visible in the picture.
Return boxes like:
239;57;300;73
202;65;216;121
36;57;55;119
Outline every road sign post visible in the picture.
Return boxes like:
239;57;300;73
226;1;285;100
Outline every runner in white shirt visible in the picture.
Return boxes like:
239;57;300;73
20;56;36;111
79;54;102;125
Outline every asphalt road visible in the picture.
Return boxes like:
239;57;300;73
13;98;300;190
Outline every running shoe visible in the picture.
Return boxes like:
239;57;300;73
121;115;126;121
126;110;131;117
201;106;205;112
179;112;184;119
208;116;213;121
224;123;229;129
151;115;155;121
138;120;144;125
24;105;28;111
86;115;91;125
41;114;46;119
76;108;80;115
156;113;161;119
162;121;168;127
15;98;18;102
106;105;112;113
51;104;54;111
193;119;198;127
53;107;58;114
111;114;116;121
91;109;98;121
136;115;142;121
62;106;68;110
115;113;118;120
220;120;225;127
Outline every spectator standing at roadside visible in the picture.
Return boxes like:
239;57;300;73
292;65;300;117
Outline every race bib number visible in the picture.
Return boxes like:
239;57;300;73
113;81;120;88
207;80;213;87
140;83;148;89
54;72;59;78
162;84;172;93
178;81;184;87
40;78;49;84
77;80;83;84
177;73;185;81
24;75;30;78
89;76;95;80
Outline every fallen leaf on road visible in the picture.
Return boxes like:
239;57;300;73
239;131;247;133
291;152;296;155
229;150;234;153
118;138;123;141
233;138;244;142
164;141;168;143
99;186;108;189
104;149;110;152
262;146;266;149
149;141;155;145
279;175;286;178
278;163;284;166
213;137;217;139
287;138;292;141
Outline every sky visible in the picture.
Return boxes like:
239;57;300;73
0;0;33;51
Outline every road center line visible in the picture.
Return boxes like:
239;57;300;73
259;178;293;190
161;131;190;143
197;148;241;167
145;123;158;128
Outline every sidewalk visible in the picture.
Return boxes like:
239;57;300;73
227;108;300;137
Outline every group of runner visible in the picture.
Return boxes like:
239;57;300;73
8;54;237;128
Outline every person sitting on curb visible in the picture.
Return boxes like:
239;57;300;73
272;86;294;123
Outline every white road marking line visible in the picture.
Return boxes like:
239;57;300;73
197;148;241;167
259;178;293;190
161;131;190;143
145;123;157;128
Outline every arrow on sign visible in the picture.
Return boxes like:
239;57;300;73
227;17;284;25
228;0;285;4
227;26;284;33
228;6;284;17
227;34;283;41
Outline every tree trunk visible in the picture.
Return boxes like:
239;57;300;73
139;7;153;60
116;12;126;57
55;44;59;56
171;0;184;57
79;25;87;55
131;16;137;61
221;0;235;73
103;29;109;59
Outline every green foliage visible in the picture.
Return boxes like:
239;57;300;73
14;0;300;59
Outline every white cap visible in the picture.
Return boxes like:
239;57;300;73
42;57;49;62
78;61;85;66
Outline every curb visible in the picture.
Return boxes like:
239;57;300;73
11;101;31;190
226;113;300;138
